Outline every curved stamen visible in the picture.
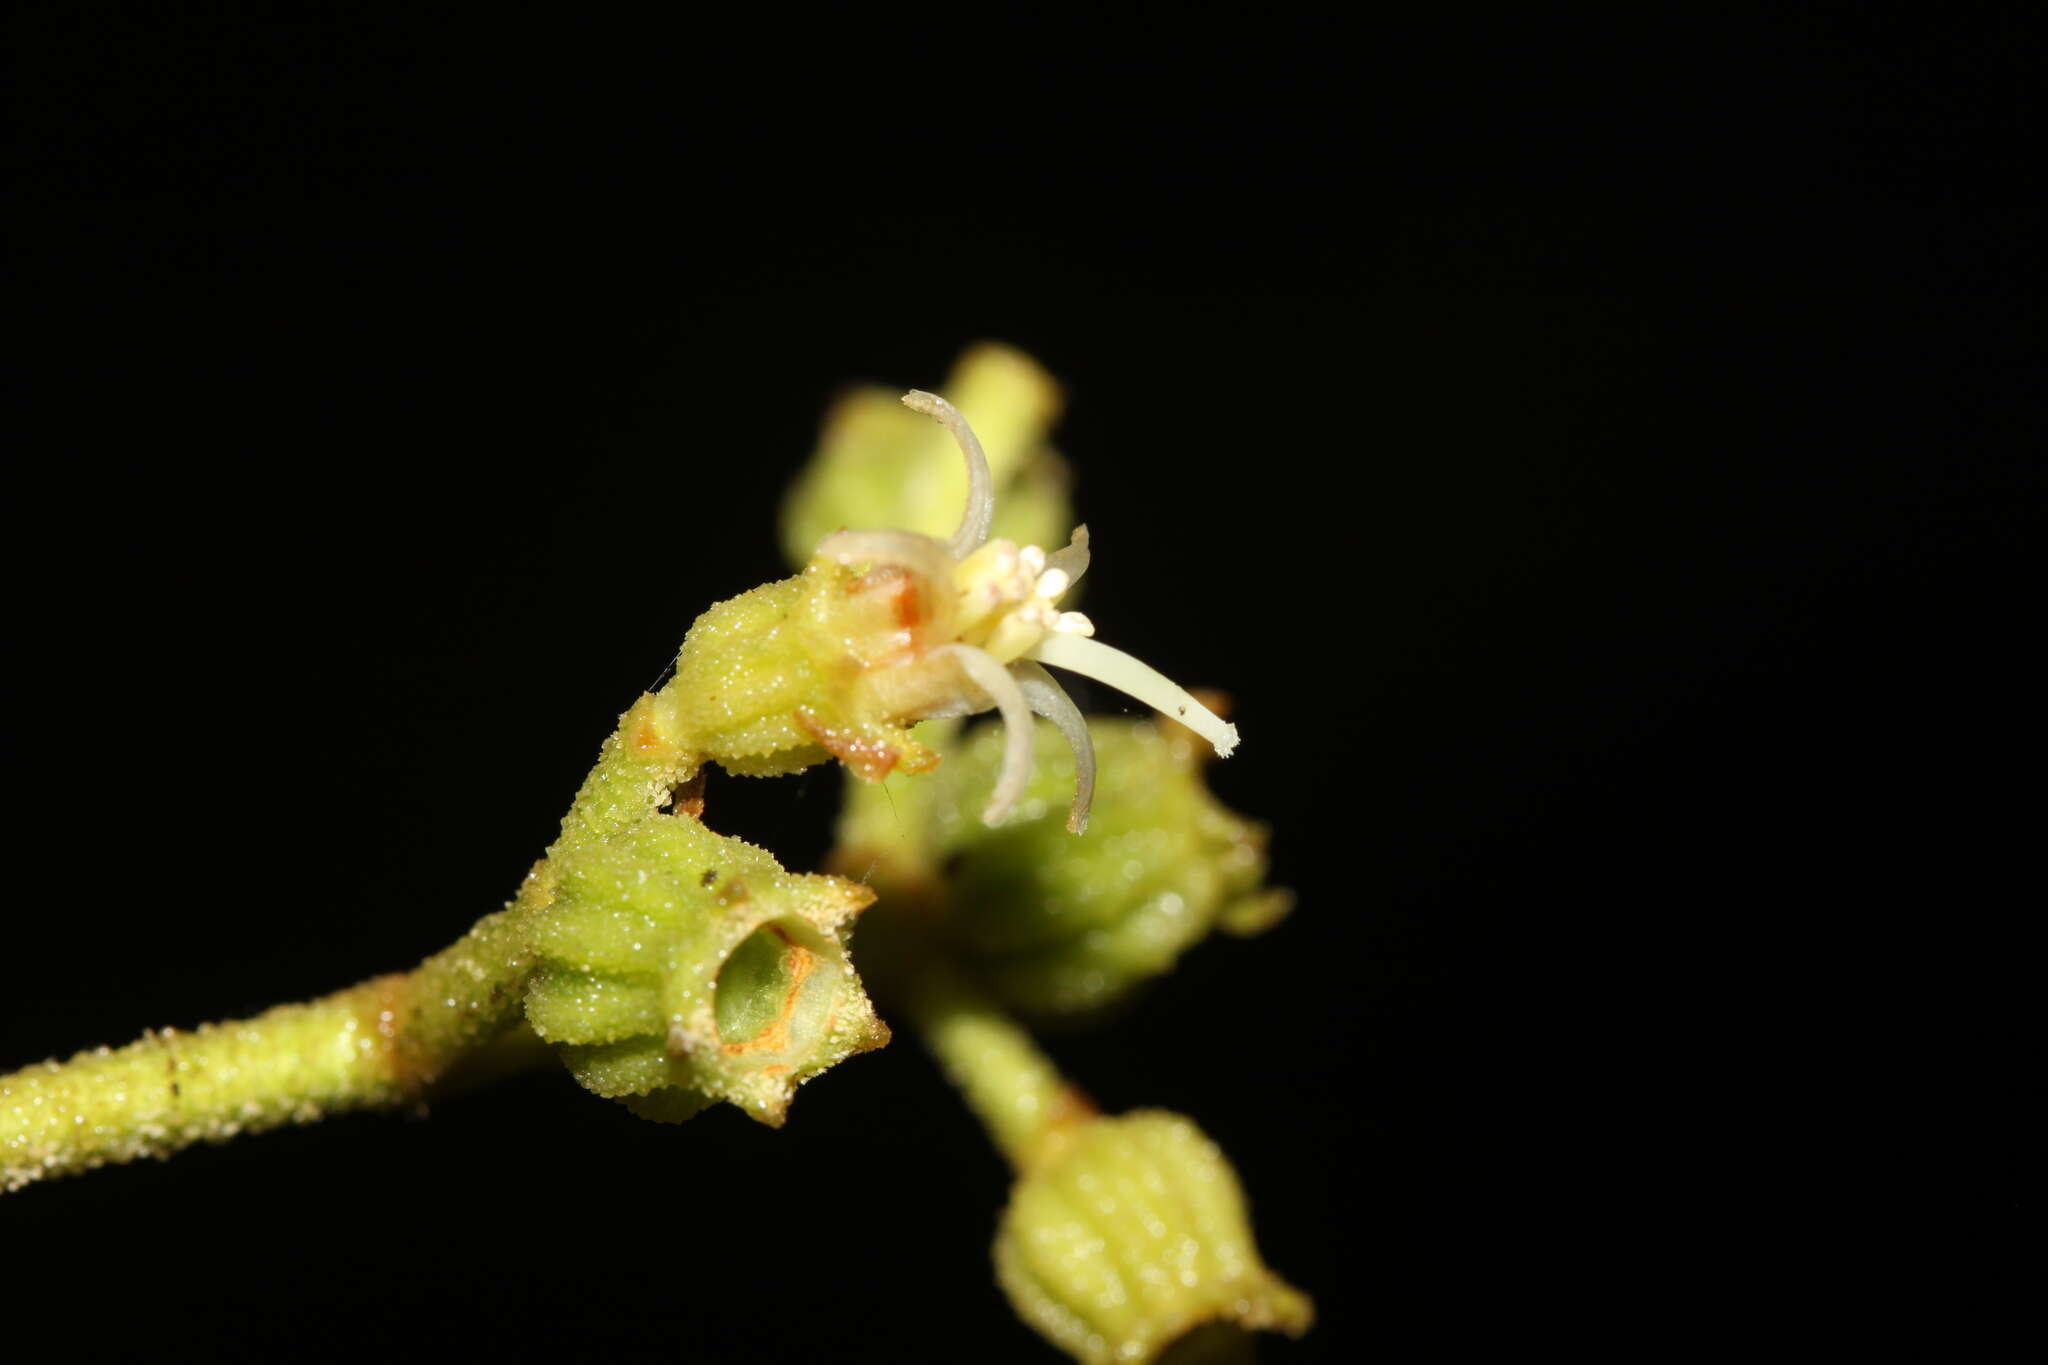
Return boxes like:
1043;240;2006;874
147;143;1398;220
902;390;995;558
935;643;1037;824
1043;524;1091;587
1025;633;1240;758
1013;662;1096;835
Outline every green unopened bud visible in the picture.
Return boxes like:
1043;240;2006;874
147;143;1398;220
779;341;1072;567
891;716;1291;1017
524;810;888;1126
995;1110;1312;1364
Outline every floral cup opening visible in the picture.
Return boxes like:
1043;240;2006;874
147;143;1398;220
713;919;845;1063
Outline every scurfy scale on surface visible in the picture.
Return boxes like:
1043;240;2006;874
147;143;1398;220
1;345;1309;1362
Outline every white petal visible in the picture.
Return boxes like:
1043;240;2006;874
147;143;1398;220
935;643;1037;824
1013;661;1096;835
1025;632;1240;758
902;390;995;558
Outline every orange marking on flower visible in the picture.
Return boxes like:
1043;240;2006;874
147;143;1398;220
1024;1083;1101;1171
668;771;706;820
855;565;928;631
720;925;817;1058
794;708;901;781
362;972;428;1096
625;696;674;755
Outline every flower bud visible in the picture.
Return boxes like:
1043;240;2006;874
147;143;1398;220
779;341;1072;568
995;1110;1311;1363
523;810;888;1126
926;717;1292;1018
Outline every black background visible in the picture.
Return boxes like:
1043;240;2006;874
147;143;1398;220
6;10;2036;1361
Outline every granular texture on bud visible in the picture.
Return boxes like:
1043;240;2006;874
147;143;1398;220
524;811;888;1126
915;717;1291;1018
995;1110;1312;1364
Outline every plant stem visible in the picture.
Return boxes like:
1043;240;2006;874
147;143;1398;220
901;960;1095;1173
1;906;536;1193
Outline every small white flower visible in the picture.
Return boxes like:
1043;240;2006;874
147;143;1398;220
814;390;1238;834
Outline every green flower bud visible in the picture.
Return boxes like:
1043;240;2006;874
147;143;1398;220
890;716;1291;1018
995;1111;1312;1364
523;810;888;1126
779;341;1072;567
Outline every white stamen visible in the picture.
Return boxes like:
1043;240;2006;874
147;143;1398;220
1025;633;1240;758
1014;662;1096;835
902;390;995;559
1044;524;1091;585
935;643;1037;824
1035;567;1070;599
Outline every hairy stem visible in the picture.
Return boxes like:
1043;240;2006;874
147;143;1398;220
903;961;1095;1173
1;680;711;1195
555;692;700;850
1;908;536;1193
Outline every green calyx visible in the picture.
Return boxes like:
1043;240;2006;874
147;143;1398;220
661;561;951;785
841;716;1291;1018
525;810;886;1127
995;1111;1313;1364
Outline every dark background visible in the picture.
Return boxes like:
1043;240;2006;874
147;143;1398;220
6;10;2036;1360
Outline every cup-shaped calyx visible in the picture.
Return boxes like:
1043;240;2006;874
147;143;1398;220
674;386;1241;833
522;811;888;1126
876;716;1291;1018
996;1110;1312;1364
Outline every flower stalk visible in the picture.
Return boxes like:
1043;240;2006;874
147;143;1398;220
1;907;535;1192
903;959;1096;1173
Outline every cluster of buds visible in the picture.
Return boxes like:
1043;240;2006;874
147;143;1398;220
523;348;1313;1356
1;345;1319;1362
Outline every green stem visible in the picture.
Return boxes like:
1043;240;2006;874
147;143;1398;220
1;907;535;1193
554;692;698;851
0;681;716;1195
901;960;1094;1173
